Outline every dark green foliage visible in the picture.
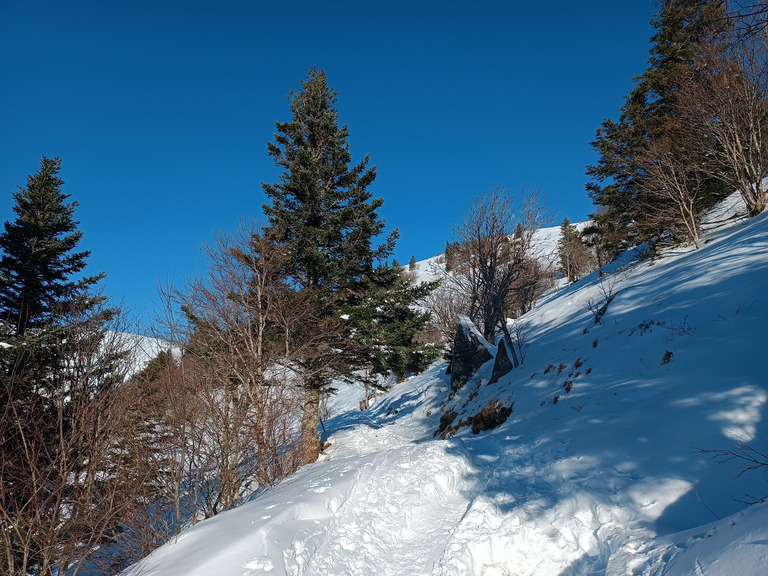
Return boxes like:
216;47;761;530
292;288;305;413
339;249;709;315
0;156;126;575
261;69;437;457
344;265;439;384
0;156;104;336
586;0;728;259
0;156;109;415
409;255;417;271
262;68;397;301
557;218;593;283
261;69;434;377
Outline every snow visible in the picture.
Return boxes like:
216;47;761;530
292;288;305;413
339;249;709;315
123;193;768;576
112;331;178;377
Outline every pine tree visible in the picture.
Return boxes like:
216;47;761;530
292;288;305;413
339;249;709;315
585;0;727;259
444;240;459;272
408;255;417;271
346;265;438;385
0;157;128;575
261;69;434;462
557;218;593;283
0;156;103;336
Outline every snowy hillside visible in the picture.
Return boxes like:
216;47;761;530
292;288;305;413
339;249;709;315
407;223;572;284
124;197;768;576
112;331;177;377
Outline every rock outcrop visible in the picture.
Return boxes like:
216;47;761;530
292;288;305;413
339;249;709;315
489;336;514;385
449;315;493;398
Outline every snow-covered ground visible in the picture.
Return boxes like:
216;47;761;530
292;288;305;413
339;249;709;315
124;194;768;575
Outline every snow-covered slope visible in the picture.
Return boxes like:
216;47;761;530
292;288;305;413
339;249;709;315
124;197;768;576
409;223;572;285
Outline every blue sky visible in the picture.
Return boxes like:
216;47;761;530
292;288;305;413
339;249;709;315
0;1;655;325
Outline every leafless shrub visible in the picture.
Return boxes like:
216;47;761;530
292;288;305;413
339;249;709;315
449;186;554;365
699;443;768;479
675;24;768;216
0;303;154;576
586;273;619;326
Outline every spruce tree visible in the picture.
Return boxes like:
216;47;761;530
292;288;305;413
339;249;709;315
557;218;593;283
0;157;125;575
346;265;438;385
261;69;434;462
0;156;103;336
585;0;727;259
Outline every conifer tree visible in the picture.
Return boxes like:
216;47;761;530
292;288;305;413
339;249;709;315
0;157;129;576
0;156;103;336
409;255;417;271
585;0;727;259
557;218;593;283
261;69;435;462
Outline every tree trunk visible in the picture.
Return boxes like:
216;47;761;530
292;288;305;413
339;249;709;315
299;386;321;465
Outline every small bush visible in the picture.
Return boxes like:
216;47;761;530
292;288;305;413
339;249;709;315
435;411;458;438
661;350;673;365
471;401;513;434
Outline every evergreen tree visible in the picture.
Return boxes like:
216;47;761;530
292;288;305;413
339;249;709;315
585;0;727;259
263;68;396;296
408;255;417;271
261;69;434;462
444;240;459;272
346;265;438;385
0;157;127;575
557;218;593;283
0;156;103;336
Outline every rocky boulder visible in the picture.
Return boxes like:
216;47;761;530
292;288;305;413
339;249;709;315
449;315;493;397
489;336;514;385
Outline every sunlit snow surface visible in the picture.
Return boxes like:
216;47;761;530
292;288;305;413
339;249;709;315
124;195;768;575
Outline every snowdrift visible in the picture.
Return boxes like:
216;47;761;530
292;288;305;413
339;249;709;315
124;199;768;575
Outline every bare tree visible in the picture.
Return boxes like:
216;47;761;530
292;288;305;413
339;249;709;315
0;303;153;576
638;134;710;248
726;1;768;41
450;186;554;365
422;280;470;351
676;26;768;216
178;221;306;515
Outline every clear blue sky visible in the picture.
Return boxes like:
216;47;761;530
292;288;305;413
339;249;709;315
1;0;655;326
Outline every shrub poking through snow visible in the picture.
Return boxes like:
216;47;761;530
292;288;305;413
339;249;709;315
471;401;514;434
436;411;459;439
435;402;513;438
